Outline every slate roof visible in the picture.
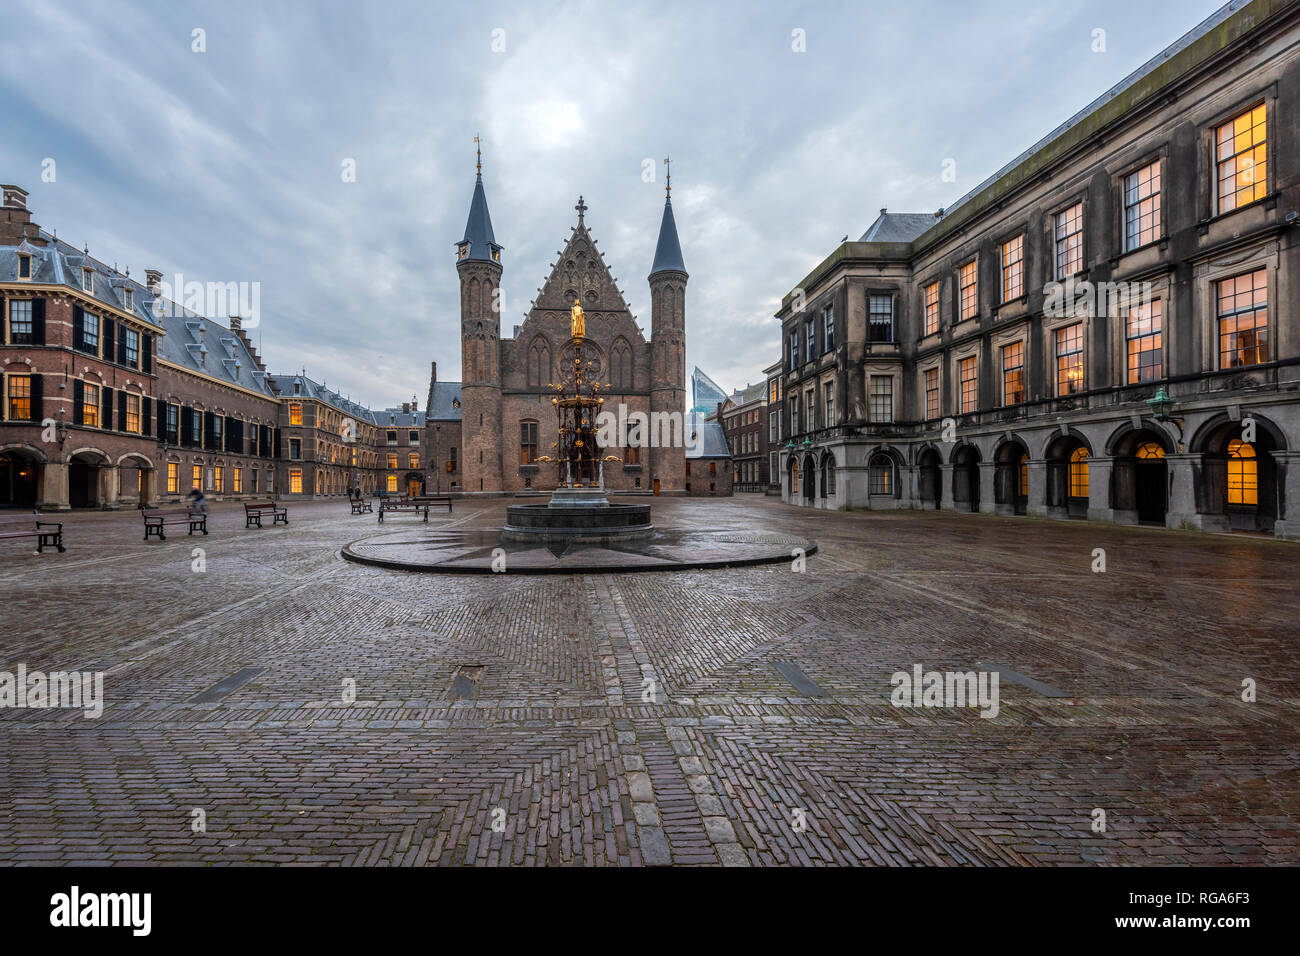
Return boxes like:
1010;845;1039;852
650;198;686;275
858;211;938;243
727;382;767;407
157;312;274;397
458;174;502;262
266;373;389;423
686;412;730;459
426;381;463;421
0;230;165;331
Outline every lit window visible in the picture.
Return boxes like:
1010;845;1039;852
192;464;202;490
167;463;179;494
869;376;892;423
233;467;242;493
125;393;141;433
1124;161;1161;250
1069;447;1089;498
290;468;303;494
958;261;978;320
1227;440;1257;506
289;403;303;426
1135;442;1165;460
214;466;224;494
82;383;100;427
869;455;892;495
790;459;799;494
958;357;978;413
868;295;893;342
386;474;398;493
408;453;419;469
6;374;32;420
520;421;538;464
1002;342;1024;405
8;300;34;344
1217;269;1268;369
386;452;397;469
924;368;940;420
1126;300;1163;383
1056;324;1085;395
1018;454;1028;496
923;281;940;335
1001;235;1024;302
1216;104;1267;214
1054;203;1084;278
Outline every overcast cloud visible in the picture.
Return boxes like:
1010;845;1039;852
0;0;1225;407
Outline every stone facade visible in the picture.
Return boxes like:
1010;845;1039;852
774;0;1300;541
720;382;769;492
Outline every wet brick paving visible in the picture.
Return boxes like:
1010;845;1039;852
0;496;1297;865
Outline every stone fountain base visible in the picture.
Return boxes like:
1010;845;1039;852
502;487;654;544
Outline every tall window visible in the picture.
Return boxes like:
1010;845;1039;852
386;452;397;469
125;393;141;433
923;281;939;335
1056;324;1084;395
1069;447;1089;498
1126;300;1163;383
192;464;202;490
80;309;98;353
1216;104;1267;214
409;430;419;445
1018;455;1028;496
520;421;538;464
408;453;419;469
869;455;892;495
166;404;179;444
805;388;815;431
868;295;893;342
167;462;179;494
17;254;31;279
789;395;798;434
958;261;978;320
82;268;93;292
5;375;32;420
1054;203;1084;278
1124;160;1161;250
806;320;815;357
869;376;892;423
958;357;978;414
233;467;242;493
788;330;799;370
924;368;940;420
625;421;641;465
386;430;397;445
82;383;100;427
290;439;303;461
8;301;33;344
824;385;835;426
289;468;303;493
1000;235;1024;302
123;328;139;367
1227;440;1257;506
214;466;224;494
289;403;303;426
1217;269;1268;369
824;305;835;350
1001;342;1024;406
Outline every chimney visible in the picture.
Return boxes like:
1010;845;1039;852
229;315;242;332
0;184;43;245
935;207;945;219
145;269;162;291
402;402;410;414
430;360;437;383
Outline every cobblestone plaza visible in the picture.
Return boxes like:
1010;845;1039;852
1;498;1296;866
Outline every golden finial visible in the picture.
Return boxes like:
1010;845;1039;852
474;134;482;175
664;155;671;198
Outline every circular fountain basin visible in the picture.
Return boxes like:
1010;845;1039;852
502;502;654;544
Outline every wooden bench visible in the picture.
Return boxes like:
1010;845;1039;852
411;495;453;514
143;507;207;541
349;498;373;514
377;497;428;523
0;512;65;553
244;500;288;528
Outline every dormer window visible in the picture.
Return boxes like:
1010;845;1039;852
491;248;500;262
124;288;133;310
458;243;469;260
82;268;93;293
17;254;31;279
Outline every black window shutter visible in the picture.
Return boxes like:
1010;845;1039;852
118;395;127;431
117;326;127;365
142;334;153;374
73;380;84;424
102;387;113;430
203;411;214;449
273;428;281;459
29;374;42;422
102;317;114;361
31;299;45;345
142;397;152;437
181;407;192;446
73;307;85;351
158;402;167;442
224;415;234;451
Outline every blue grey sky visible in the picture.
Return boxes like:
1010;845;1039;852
1;0;1225;408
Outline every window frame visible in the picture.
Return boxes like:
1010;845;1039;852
957;356;978;414
1001;341;1025;406
1053;202;1085;280
957;260;978;321
1216;268;1269;370
1055;323;1086;396
1214;101;1268;216
1122;158;1163;252
1000;234;1024;302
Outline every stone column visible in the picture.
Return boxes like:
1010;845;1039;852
1165;453;1229;533
1086;455;1117;523
1026;458;1049;517
978;461;997;514
101;465;119;510
939;463;955;511
41;460;70;512
1271;450;1300;540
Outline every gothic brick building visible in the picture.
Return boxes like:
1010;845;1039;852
454;164;689;495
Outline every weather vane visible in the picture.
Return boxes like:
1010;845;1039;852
474;134;481;175
575;195;587;226
664;155;671;198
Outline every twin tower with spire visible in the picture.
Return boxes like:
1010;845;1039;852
454;151;688;494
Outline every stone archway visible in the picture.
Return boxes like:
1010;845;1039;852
1107;424;1173;526
68;448;112;509
951;443;981;513
116;453;156;509
0;443;45;509
1043;432;1091;519
993;438;1030;516
802;454;816;504
916;447;941;510
1193;415;1284;533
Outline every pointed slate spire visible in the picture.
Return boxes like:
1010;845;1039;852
650;156;685;276
457;138;502;264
